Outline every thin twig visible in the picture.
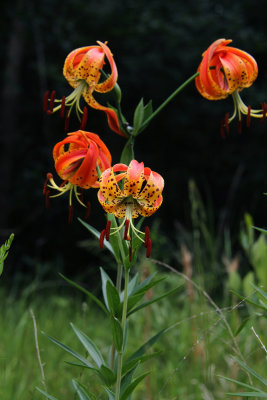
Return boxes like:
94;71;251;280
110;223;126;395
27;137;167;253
30;308;48;399
251;326;267;354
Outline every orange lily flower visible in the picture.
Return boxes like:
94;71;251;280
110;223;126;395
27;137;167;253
43;41;126;136
195;39;266;134
43;130;112;222
97;160;164;258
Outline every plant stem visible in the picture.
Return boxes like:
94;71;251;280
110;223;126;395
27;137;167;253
115;268;130;400
139;71;199;132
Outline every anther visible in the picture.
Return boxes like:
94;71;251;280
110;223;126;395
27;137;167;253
43;90;50;112
99;229;106;248
261;102;267;123
60;96;66;119
84;201;91;220
105;220;111;241
129;242;133;262
246;105;251;127
124;219;130;240
220;120;225;139
45;190;50;208
49;90;56;113
43;173;52;195
144;226;150;248
68;205;73;224
80;106;88;130
64;115;70;133
146;238;152;258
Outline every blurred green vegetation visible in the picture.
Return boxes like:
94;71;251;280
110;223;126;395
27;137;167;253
1;0;267;284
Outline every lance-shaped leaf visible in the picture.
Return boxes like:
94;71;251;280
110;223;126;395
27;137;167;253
122;351;161;377
36;388;60;400
72;380;97;400
120;372;150;400
126;328;167;362
99;365;116;386
110;315;123;352
43;332;98;371
100;267;114;310
133;98;144;135
137;100;153;133
70;323;105;368
106;280;122;317
120;137;135;165
59;273;108;315
104;387;115;400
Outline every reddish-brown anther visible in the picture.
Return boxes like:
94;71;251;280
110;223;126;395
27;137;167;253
60;96;66;118
146;238;152;258
49;90;56;113
80;107;88;130
220;120;226;140
246;105;251;127
105;220;111;241
129;242;133;262
124;219;130;240
144;226;150;248
45;190;50;209
68;204;73;224
64;115;70;133
99;229;106;248
43;90;50;112
84;201;91;220
261;102;267;122
43;173;52;195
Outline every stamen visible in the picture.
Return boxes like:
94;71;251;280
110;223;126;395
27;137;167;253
84;201;91;220
237;119;242;134
261;102;267;123
144;226;150;248
64;115;70;133
99;229;106;248
146;238;152;258
45;190;50;208
246;105;251;127
80;106;88;130
129;242;133;262
43;173;53;195
105;220;111;241
68;204;73;224
43;90;50;112
49;90;56;113
60;96;66;118
124;219;130;240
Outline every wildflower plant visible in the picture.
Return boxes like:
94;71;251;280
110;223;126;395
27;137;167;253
39;39;267;399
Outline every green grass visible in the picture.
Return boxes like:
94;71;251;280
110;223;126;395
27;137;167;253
0;262;266;400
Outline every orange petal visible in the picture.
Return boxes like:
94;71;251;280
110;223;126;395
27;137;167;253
94;41;118;93
123;160;145;197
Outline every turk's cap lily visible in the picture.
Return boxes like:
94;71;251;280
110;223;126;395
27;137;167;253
195;38;258;100
97;160;164;259
43;41;127;137
43;130;112;223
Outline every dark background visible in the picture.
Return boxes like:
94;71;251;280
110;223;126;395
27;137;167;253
1;0;267;289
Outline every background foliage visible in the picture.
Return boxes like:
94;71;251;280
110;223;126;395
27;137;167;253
1;0;267;285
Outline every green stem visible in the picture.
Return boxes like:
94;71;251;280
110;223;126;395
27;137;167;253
115;268;129;400
110;262;123;370
139;71;199;132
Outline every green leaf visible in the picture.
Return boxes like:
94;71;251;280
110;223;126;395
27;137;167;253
106;280;122;317
106;214;123;263
110;315;123;351
72;380;96;400
100;268;114;311
120;372;150;400
218;375;266;392
231;290;267;312
226;392;267;397
137;100;153;134
99;365;116;386
122;352;161;377
126;277;166;310
78;218;116;258
133;98;144;134
59;273;108;316
252;284;267;301
43;332;97;371
253;226;267;235
36;388;60;400
70;323;105;368
0;233;14;276
126;328;166;362
104;387;115;400
120;137;135;165
232;357;267;386
128;285;183;316
234;317;251;337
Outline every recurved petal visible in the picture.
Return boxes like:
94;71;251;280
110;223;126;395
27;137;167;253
137;170;164;206
99;167;123;202
122;160;145;197
137;195;163;217
94;41;118;93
